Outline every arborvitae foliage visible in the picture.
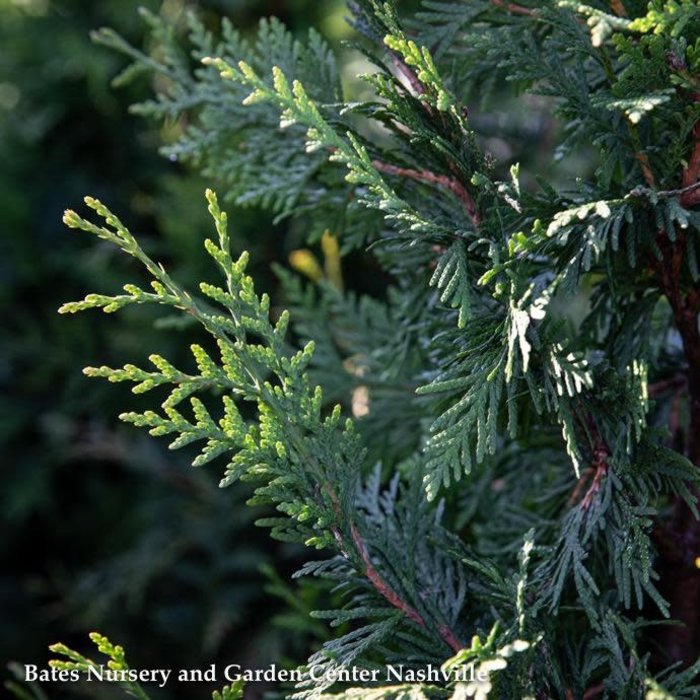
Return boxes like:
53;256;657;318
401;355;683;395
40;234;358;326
54;1;700;697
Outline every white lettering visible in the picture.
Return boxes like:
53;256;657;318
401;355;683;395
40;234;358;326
86;665;104;682
224;664;242;682
386;664;404;681
308;664;325;682
156;669;172;688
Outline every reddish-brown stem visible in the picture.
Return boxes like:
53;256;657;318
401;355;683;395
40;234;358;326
647;182;700;666
608;0;627;17
669;392;682;448
372;160;481;228
648;228;700;463
647;226;700;665
567;415;610;510
652;512;700;667
635;152;657;189
489;0;535;16
568;466;595;507
390;54;425;97
580;443;609;511
681;120;700;208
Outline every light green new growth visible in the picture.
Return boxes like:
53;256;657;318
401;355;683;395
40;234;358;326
60;190;359;550
49;632;150;700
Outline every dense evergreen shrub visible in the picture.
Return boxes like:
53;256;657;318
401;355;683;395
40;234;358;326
43;0;700;697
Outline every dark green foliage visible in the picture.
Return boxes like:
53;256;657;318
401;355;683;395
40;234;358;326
49;0;700;698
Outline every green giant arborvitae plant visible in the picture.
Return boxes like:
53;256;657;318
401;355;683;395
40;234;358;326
52;1;700;697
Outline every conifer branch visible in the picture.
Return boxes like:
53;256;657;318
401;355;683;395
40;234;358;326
62;191;468;664
631;181;700;201
320;478;464;653
349;523;424;629
323;482;438;645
